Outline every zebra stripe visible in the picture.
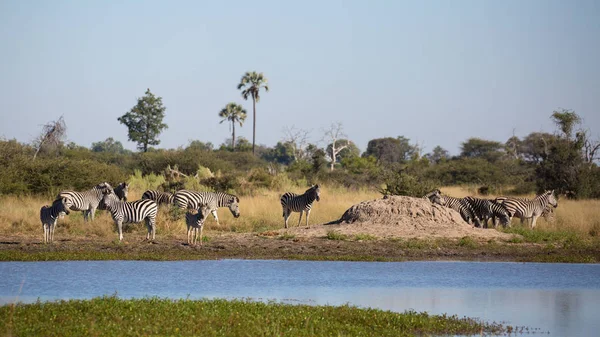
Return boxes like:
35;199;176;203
173;190;240;225
430;194;480;226
40;197;70;243
100;190;158;241
185;206;210;246
463;196;510;228
142;190;175;206
57;182;113;221
495;190;558;229
423;189;441;202
113;182;129;202
280;184;321;229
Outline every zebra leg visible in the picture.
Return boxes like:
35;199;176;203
297;211;303;227
117;220;123;242
199;226;203;246
283;209;291;229
211;210;219;226
531;215;539;229
187;223;191;245
50;220;56;243
43;224;48;244
89;206;96;221
306;209;311;228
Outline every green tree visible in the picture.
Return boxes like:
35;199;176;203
118;88;168;152
237;71;269;155
218;103;247;151
551;108;581;140
460;138;504;162
425;145;450;164
91;137;126;153
363;136;415;164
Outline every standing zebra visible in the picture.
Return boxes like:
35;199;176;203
280;185;321;229
113;182;129;202
100;189;158;241
57;182;113;221
40;197;70;243
173;190;240;225
185;206;210;246
463;196;510;228
495;190;558;229
142;190;175;206
430;193;480;226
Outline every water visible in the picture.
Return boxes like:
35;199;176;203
1;260;599;336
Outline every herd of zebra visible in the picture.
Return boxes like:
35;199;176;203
423;189;559;229
39;182;322;244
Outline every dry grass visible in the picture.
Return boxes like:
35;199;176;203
2;185;599;243
439;186;600;235
0;186;380;242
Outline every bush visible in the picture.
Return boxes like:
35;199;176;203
380;171;437;198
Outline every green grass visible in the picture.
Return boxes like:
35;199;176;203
353;233;377;241
501;227;585;248
458;236;477;249
326;230;349;241
0;296;511;337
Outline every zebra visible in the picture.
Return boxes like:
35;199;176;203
40;197;70;243
57;182;113;221
495;196;555;224
495;190;558;229
430;193;480;226
142;190;175;207
463;196;510;228
185;206;210;246
113;182;129;202
173;190;240;225
423;189;441;202
280;185;321;229
100;189;158;241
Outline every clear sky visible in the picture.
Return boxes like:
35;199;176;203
1;0;598;155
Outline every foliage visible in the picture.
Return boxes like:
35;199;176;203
380;170;438;198
425;145;449;164
460;138;504;162
363;136;415;164
0;297;511;337
127;169;166;193
117;88;168;152
237;71;269;155
91;137;128;154
218;102;247;150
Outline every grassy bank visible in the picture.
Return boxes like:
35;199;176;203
0;296;512;337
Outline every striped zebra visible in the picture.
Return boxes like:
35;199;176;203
100;189;158;241
423;189;441;202
142;190;175;206
280;185;321;229
113;182;129;202
495;190;558;229
185;206;210;246
173;190;240;225
57;182;113;221
430;193;480;226
40;197;70;243
463;196;510;228
495;197;555;224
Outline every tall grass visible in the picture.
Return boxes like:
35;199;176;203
0;185;380;241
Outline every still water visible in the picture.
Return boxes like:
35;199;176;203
1;260;599;336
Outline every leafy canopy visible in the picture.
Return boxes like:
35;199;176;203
118;89;168;152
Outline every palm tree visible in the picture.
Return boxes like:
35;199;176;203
218;103;247;151
237;71;269;155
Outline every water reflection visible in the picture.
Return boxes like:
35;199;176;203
1;260;599;336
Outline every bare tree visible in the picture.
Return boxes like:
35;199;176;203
578;130;600;164
32;116;67;160
282;125;311;161
322;122;351;171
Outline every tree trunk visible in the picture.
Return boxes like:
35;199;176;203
252;95;256;155
232;120;236;152
330;143;335;171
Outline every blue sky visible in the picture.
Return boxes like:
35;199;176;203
1;0;598;155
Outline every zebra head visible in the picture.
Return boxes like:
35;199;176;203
309;184;320;202
99;189;120;211
430;193;446;206
228;196;240;218
546;190;558;208
114;182;129;201
53;197;71;215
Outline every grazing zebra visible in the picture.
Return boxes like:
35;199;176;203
463;196;510;228
495;190;558;229
423;189;441;202
185;206;210;246
113;182;129;202
430;193;480;226
100;189;158;241
57;182;113;221
173;190;240;225
142;190;175;206
40;197;70;243
280;185;321;229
